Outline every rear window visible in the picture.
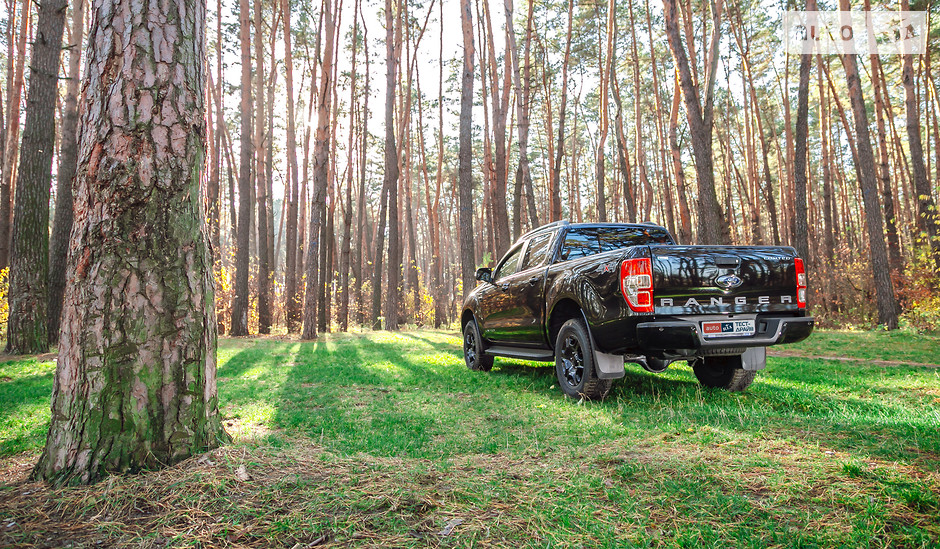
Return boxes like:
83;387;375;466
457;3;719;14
560;226;673;261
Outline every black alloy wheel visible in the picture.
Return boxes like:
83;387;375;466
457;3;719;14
553;318;612;400
463;319;494;371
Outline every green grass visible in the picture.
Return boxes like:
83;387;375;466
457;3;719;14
1;329;939;547
785;328;940;364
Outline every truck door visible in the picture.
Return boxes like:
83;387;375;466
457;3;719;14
501;231;555;345
478;244;524;342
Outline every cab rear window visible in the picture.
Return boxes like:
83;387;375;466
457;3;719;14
560;227;674;261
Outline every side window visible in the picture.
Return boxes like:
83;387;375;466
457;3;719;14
494;246;523;280
560;230;599;261
521;232;554;271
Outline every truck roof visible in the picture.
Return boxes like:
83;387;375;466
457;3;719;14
520;220;670;241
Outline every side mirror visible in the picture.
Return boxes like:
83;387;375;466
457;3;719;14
475;267;493;284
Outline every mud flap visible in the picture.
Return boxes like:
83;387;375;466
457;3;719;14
579;310;625;379
742;347;767;371
594;351;625;379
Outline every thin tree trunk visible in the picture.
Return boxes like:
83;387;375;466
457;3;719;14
0;0;30;270
481;0;510;253
339;0;360;332
663;0;727;244
7;0;68;354
47;0;84;345
230;0;253;336
901;0;940;269
383;0;402;330
549;0;573;223
33;0;228;484
791;1;813;261
459;0;476;299
355;10;370;326
303;0;336;339
432;0;446;326
869;52;902;273
595;0;615;222
254;0;271;335
210;0;222;255
507;0;533;239
282;0;302;333
838;3;898;328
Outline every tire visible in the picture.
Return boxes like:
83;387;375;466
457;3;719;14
691;355;756;392
554;318;612;401
463;319;494;372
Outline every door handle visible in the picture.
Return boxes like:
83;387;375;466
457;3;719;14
500;283;509;291
527;277;539;285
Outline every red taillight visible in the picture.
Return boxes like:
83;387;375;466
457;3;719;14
621;258;654;313
795;258;807;309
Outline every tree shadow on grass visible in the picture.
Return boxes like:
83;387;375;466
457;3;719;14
217;334;940;479
271;332;587;459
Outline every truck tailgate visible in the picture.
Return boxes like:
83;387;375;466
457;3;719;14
649;245;802;316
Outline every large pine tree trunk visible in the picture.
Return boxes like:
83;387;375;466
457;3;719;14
7;0;68;354
230;0;253;336
33;0;228;484
47;0;85;345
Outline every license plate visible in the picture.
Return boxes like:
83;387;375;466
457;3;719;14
702;320;755;338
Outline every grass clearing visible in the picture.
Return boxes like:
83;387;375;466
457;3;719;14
1;329;939;547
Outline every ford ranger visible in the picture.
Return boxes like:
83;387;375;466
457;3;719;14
461;221;814;400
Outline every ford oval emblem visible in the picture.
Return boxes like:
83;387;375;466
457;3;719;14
715;274;743;290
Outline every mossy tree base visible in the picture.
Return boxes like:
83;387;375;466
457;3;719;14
32;0;228;485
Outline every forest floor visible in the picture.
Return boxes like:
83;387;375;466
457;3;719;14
0;329;939;547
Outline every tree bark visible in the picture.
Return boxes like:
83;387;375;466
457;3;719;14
458;0;476;300
0;0;30;270
355;12;370;326
339;0;360;332
838;4;898;329
33;0;228;484
595;0;615;222
47;0;85;345
663;0;727;244
549;0;573;224
507;0;533;239
791;2;813;261
382;0;402;330
7;0;68;354
281;0;302;333
302;0;336;339
230;0;253;336
254;0;271;335
901;0;940;270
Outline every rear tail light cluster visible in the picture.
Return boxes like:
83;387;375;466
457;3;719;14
795;258;807;309
621;258;654;313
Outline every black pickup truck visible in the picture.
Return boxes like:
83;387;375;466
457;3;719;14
461;221;814;400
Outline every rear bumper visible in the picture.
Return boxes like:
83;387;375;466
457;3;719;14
636;316;815;352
